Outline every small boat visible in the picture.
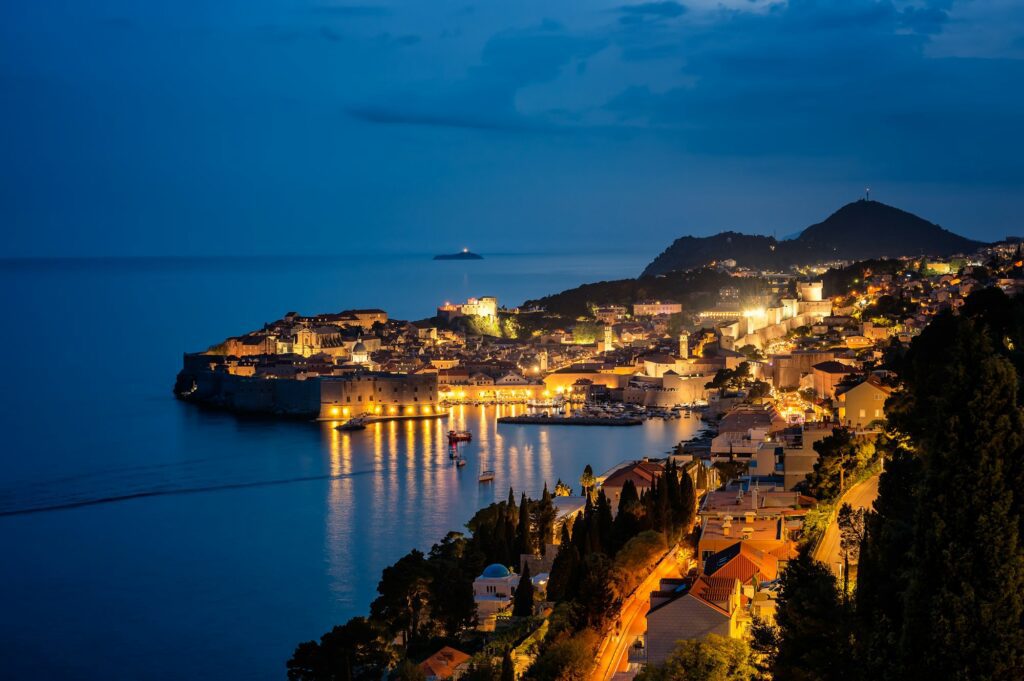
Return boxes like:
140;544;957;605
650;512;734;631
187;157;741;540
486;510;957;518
336;418;367;432
478;469;495;483
456;457;467;468
448;429;472;444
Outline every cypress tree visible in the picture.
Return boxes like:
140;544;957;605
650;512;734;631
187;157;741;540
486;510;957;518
500;488;518;565
500;649;515;681
773;550;851;681
595;489;614;556
516;493;534;557
533;484;557;555
506;488;517;523
547;521;580;602
677;470;696;536
611;479;642;553
855;442;919;681
896;318;1024;680
512;561;534;617
573;495;593;556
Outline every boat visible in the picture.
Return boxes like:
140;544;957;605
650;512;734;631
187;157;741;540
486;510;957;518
456;457;467;468
478;469;495;483
448;429;472;444
336;418;367;431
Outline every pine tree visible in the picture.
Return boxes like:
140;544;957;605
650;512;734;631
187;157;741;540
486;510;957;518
580;464;595;498
512;561;534;617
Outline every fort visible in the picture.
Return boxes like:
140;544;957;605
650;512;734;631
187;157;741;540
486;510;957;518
175;353;439;421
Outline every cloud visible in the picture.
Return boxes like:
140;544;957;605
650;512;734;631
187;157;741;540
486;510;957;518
310;3;390;18
617;2;687;25
596;0;1024;182
347;21;607;131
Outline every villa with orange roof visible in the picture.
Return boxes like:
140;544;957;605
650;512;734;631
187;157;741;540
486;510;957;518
645;575;745;665
697;515;798;565
600;459;665;512
419;646;471;681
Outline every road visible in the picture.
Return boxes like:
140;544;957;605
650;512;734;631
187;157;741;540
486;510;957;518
814;473;879;575
592;549;683;681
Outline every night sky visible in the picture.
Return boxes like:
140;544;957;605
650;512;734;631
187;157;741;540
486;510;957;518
2;1;1022;257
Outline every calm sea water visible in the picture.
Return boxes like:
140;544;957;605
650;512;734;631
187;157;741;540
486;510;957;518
0;253;700;680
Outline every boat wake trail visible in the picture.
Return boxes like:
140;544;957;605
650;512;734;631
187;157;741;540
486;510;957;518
0;470;382;517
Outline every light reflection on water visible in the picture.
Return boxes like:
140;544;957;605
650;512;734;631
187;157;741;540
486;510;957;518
0;252;680;681
320;406;700;607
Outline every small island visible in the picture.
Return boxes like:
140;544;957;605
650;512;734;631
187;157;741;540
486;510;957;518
434;248;483;260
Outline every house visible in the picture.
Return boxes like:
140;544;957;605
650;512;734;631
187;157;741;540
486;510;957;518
600;459;665;513
472;564;519;622
703;542;781;624
703;542;779;584
837;376;892;429
811;361;858;400
419;647;471;681
697;515;798;565
645;575;744;665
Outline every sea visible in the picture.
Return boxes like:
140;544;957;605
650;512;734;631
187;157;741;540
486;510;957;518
0;252;702;680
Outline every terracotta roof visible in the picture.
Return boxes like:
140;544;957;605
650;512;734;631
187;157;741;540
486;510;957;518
703;542;779;582
603;461;665;489
690;575;739;615
419;647;471;680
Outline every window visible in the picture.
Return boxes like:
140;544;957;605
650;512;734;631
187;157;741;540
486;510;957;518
859;409;866;418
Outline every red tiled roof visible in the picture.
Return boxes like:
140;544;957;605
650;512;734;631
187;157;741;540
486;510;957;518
703;542;779;582
420;647;471;680
603;461;665;489
691;575;738;609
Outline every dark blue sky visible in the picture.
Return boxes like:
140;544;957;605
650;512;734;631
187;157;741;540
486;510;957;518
2;1;1022;257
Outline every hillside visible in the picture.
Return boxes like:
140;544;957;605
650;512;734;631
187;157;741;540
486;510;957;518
642;200;985;276
521;267;754;318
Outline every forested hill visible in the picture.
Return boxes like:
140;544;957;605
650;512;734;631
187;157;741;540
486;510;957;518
521;268;749;318
642;200;986;276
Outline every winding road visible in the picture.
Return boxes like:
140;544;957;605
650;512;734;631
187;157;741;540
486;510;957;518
813;473;880;575
593;550;683;681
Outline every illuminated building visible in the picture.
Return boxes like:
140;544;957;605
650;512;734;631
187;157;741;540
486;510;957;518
436;296;498;321
632;300;682;317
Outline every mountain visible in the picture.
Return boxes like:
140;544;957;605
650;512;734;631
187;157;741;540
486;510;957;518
641;200;986;276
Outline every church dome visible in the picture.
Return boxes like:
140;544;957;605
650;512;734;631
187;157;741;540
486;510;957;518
481;563;511;579
353;341;367;353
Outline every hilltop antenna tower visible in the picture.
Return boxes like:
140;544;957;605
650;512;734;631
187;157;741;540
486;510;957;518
865;187;871;201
